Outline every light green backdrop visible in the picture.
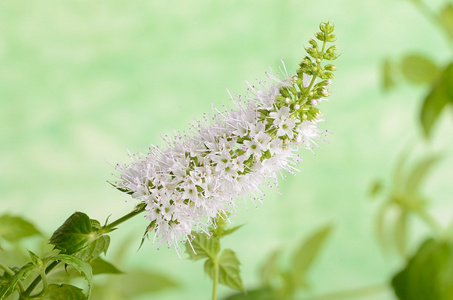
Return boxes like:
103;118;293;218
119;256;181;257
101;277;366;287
1;0;453;299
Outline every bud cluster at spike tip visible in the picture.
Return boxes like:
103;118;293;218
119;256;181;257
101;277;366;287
113;22;339;253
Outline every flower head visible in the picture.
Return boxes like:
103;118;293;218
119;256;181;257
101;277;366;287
114;22;339;253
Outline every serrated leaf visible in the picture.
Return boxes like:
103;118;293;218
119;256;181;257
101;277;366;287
205;249;244;292
41;284;87;300
77;236;110;262
382;59;396;90
391;238;453;300
222;225;243;237
405;154;441;196
440;3;453;40
0;263;35;298
90;257;122;275
119;270;180;297
401;54;439;84
421;63;453;138
49;212;97;255
291;225;332;286
213;224;244;238
184;232;220;261
260;249;281;286
223;287;275;300
0;215;41;242
53;254;93;297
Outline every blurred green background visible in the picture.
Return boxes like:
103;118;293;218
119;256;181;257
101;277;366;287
1;0;453;299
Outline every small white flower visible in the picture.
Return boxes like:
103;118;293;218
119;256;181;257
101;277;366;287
270;106;290;123
243;139;262;158
276;118;296;139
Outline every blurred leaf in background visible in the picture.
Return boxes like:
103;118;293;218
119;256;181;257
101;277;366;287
0;215;41;243
420;63;453;138
224;224;332;300
392;238;453;300
401;54;440;85
372;150;441;257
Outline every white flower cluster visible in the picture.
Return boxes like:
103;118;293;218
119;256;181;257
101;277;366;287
114;65;329;251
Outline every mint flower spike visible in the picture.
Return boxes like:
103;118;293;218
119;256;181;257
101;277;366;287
114;22;338;255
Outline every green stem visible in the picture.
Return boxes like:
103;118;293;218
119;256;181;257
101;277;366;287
302;283;387;300
23;261;59;298
306;39;327;93
416;209;444;237
0;262;25;293
103;202;147;232
211;258;219;300
0;262;15;277
28;269;49;298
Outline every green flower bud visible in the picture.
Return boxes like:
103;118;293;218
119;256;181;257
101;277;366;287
292;76;303;85
326;24;335;34
324;64;337;71
326;45;339;53
320;22;334;34
309;38;318;48
309;106;320;116
288;86;297;95
305;47;319;58
315;32;325;41
324;53;339;61
324;72;335;79
327;34;336;42
280;87;291;98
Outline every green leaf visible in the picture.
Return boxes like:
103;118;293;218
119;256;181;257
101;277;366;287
77;236;110;262
0;215;41;242
291;224;332;286
90;257;122;275
401;54;439;84
382;59;396;90
214;214;229;231
119;270;180;297
421;63;453;138
212;224;244;238
53;254;93;297
49;212;97;255
184;232;220;261
0;263;35;298
259;249;281;286
405;154;441;196
440;3;453;40
223;287;275;300
41;284;87;300
210;213;243;238
205;249;245;292
222;225;244;237
391;238;453;300
421;86;449;138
